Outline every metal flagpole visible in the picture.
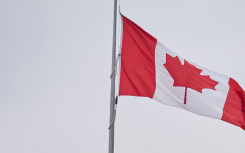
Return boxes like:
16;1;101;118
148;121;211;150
108;0;118;153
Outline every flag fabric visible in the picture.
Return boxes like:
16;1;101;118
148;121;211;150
118;15;245;130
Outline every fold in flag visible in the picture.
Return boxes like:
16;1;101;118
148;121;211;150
119;15;245;130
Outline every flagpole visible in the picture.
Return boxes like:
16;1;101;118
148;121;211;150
109;0;118;153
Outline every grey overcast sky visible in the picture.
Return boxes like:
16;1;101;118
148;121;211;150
0;0;245;153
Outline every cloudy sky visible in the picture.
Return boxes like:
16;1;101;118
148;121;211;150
0;0;244;153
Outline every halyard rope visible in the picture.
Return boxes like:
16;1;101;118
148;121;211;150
108;107;117;129
108;96;118;129
108;96;118;130
110;54;121;79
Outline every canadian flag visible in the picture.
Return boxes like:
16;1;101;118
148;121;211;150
118;15;245;130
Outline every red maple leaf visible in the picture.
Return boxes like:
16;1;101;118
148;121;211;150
163;54;219;104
